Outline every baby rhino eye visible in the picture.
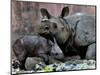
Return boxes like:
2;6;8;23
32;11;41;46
53;23;57;29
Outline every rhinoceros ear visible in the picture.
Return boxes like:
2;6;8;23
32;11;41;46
40;8;52;20
60;7;69;18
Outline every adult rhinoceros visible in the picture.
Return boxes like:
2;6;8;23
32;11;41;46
38;7;96;60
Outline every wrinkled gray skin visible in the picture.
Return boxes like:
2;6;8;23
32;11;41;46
39;7;96;60
64;13;95;46
12;35;63;70
85;43;96;59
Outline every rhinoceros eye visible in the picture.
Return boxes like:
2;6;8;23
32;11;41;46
53;23;57;29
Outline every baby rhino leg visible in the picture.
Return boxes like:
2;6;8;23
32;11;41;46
85;43;96;60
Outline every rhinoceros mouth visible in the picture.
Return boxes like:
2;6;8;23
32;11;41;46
54;30;71;44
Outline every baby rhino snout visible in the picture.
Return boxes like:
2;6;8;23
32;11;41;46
52;52;64;60
51;44;64;59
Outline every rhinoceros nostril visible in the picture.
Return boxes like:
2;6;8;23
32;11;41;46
45;26;49;30
52;53;58;56
55;53;58;55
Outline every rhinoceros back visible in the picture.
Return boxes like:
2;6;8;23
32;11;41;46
64;14;95;46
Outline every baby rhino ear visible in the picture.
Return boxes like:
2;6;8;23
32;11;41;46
60;7;69;18
40;8;52;20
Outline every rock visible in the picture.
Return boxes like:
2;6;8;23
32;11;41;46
48;56;62;64
56;63;73;71
56;65;63;71
25;57;44;70
35;62;46;71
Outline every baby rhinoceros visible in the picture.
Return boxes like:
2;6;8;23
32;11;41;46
12;35;64;70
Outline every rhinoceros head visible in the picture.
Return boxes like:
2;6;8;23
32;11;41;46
39;7;72;44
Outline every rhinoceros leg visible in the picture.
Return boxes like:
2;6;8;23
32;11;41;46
85;43;96;60
16;50;27;70
13;42;27;70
